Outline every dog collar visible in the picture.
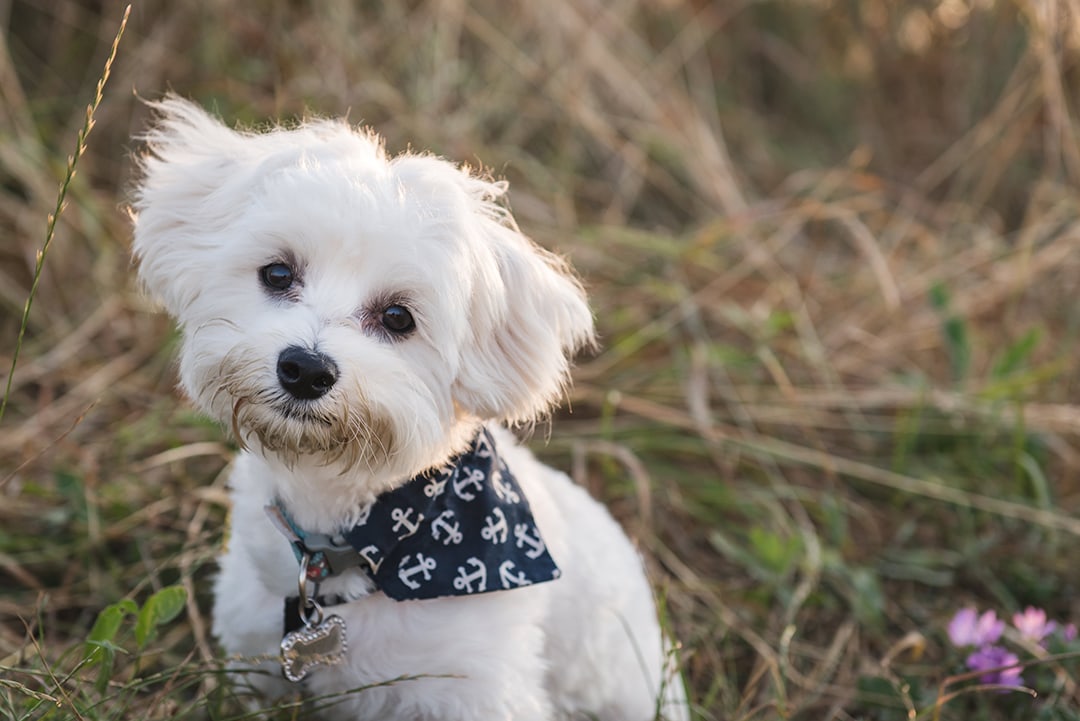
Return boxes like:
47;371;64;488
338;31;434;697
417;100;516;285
267;428;561;604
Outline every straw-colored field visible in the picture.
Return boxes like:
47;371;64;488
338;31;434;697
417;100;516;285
4;2;1080;719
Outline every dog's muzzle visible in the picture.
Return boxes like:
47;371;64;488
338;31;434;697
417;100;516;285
277;346;338;400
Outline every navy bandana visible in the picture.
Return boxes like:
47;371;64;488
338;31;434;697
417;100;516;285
272;429;561;604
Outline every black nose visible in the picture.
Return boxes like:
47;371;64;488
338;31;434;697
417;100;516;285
277;346;338;400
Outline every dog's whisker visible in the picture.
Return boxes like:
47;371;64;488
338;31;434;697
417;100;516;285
190;315;241;337
230;396;249;451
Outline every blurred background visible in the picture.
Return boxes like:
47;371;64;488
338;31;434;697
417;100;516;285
4;1;1080;719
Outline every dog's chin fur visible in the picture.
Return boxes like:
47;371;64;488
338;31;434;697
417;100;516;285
231;396;396;472
131;95;688;720
218;354;399;474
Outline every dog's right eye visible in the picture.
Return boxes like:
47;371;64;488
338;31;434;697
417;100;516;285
259;263;295;292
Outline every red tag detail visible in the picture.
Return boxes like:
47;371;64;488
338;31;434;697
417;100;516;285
307;554;328;580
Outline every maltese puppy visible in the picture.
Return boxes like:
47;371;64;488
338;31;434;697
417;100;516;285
131;96;687;721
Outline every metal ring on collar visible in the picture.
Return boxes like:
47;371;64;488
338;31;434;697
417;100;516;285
296;553;324;627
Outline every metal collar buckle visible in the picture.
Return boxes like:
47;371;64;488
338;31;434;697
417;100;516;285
265;503;363;580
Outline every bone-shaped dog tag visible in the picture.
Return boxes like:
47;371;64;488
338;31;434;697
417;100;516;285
280;614;348;682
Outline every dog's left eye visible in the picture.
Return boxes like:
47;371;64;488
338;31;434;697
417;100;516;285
259;263;295;292
381;305;416;334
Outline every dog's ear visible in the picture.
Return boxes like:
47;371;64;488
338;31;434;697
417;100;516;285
451;177;596;425
129;95;251;317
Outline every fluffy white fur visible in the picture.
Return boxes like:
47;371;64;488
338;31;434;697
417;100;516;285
131;96;687;720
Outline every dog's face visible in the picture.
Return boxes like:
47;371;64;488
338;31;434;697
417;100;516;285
132;97;594;477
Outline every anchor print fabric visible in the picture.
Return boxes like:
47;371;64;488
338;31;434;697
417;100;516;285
340;428;561;601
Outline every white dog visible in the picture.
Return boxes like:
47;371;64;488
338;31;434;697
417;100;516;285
131;96;687;721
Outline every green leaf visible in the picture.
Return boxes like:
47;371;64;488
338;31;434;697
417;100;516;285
929;283;970;383
83;599;137;665
990;327;1041;379
847;566;885;627
135;586;187;649
85;640;127;694
748;527;801;575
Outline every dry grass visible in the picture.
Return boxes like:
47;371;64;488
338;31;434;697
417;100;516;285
4;1;1080;719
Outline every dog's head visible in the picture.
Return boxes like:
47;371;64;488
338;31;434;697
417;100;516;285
131;96;594;476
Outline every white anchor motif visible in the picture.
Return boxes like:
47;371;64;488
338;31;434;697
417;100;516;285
430;509;464;546
453;557;488;593
397;553;437;590
481;507;509;544
498;559;533;589
357;544;383;573
491;469;520;504
453;466;485;501
513;523;546;559
475;435;493;459
424;476;447;498
391;507;423;539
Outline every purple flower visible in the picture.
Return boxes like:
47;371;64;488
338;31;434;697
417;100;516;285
1063;623;1078;642
965;645;1023;687
948;607;1004;648
1012;607;1056;644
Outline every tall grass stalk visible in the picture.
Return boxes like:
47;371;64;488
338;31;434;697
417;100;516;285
0;4;130;424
